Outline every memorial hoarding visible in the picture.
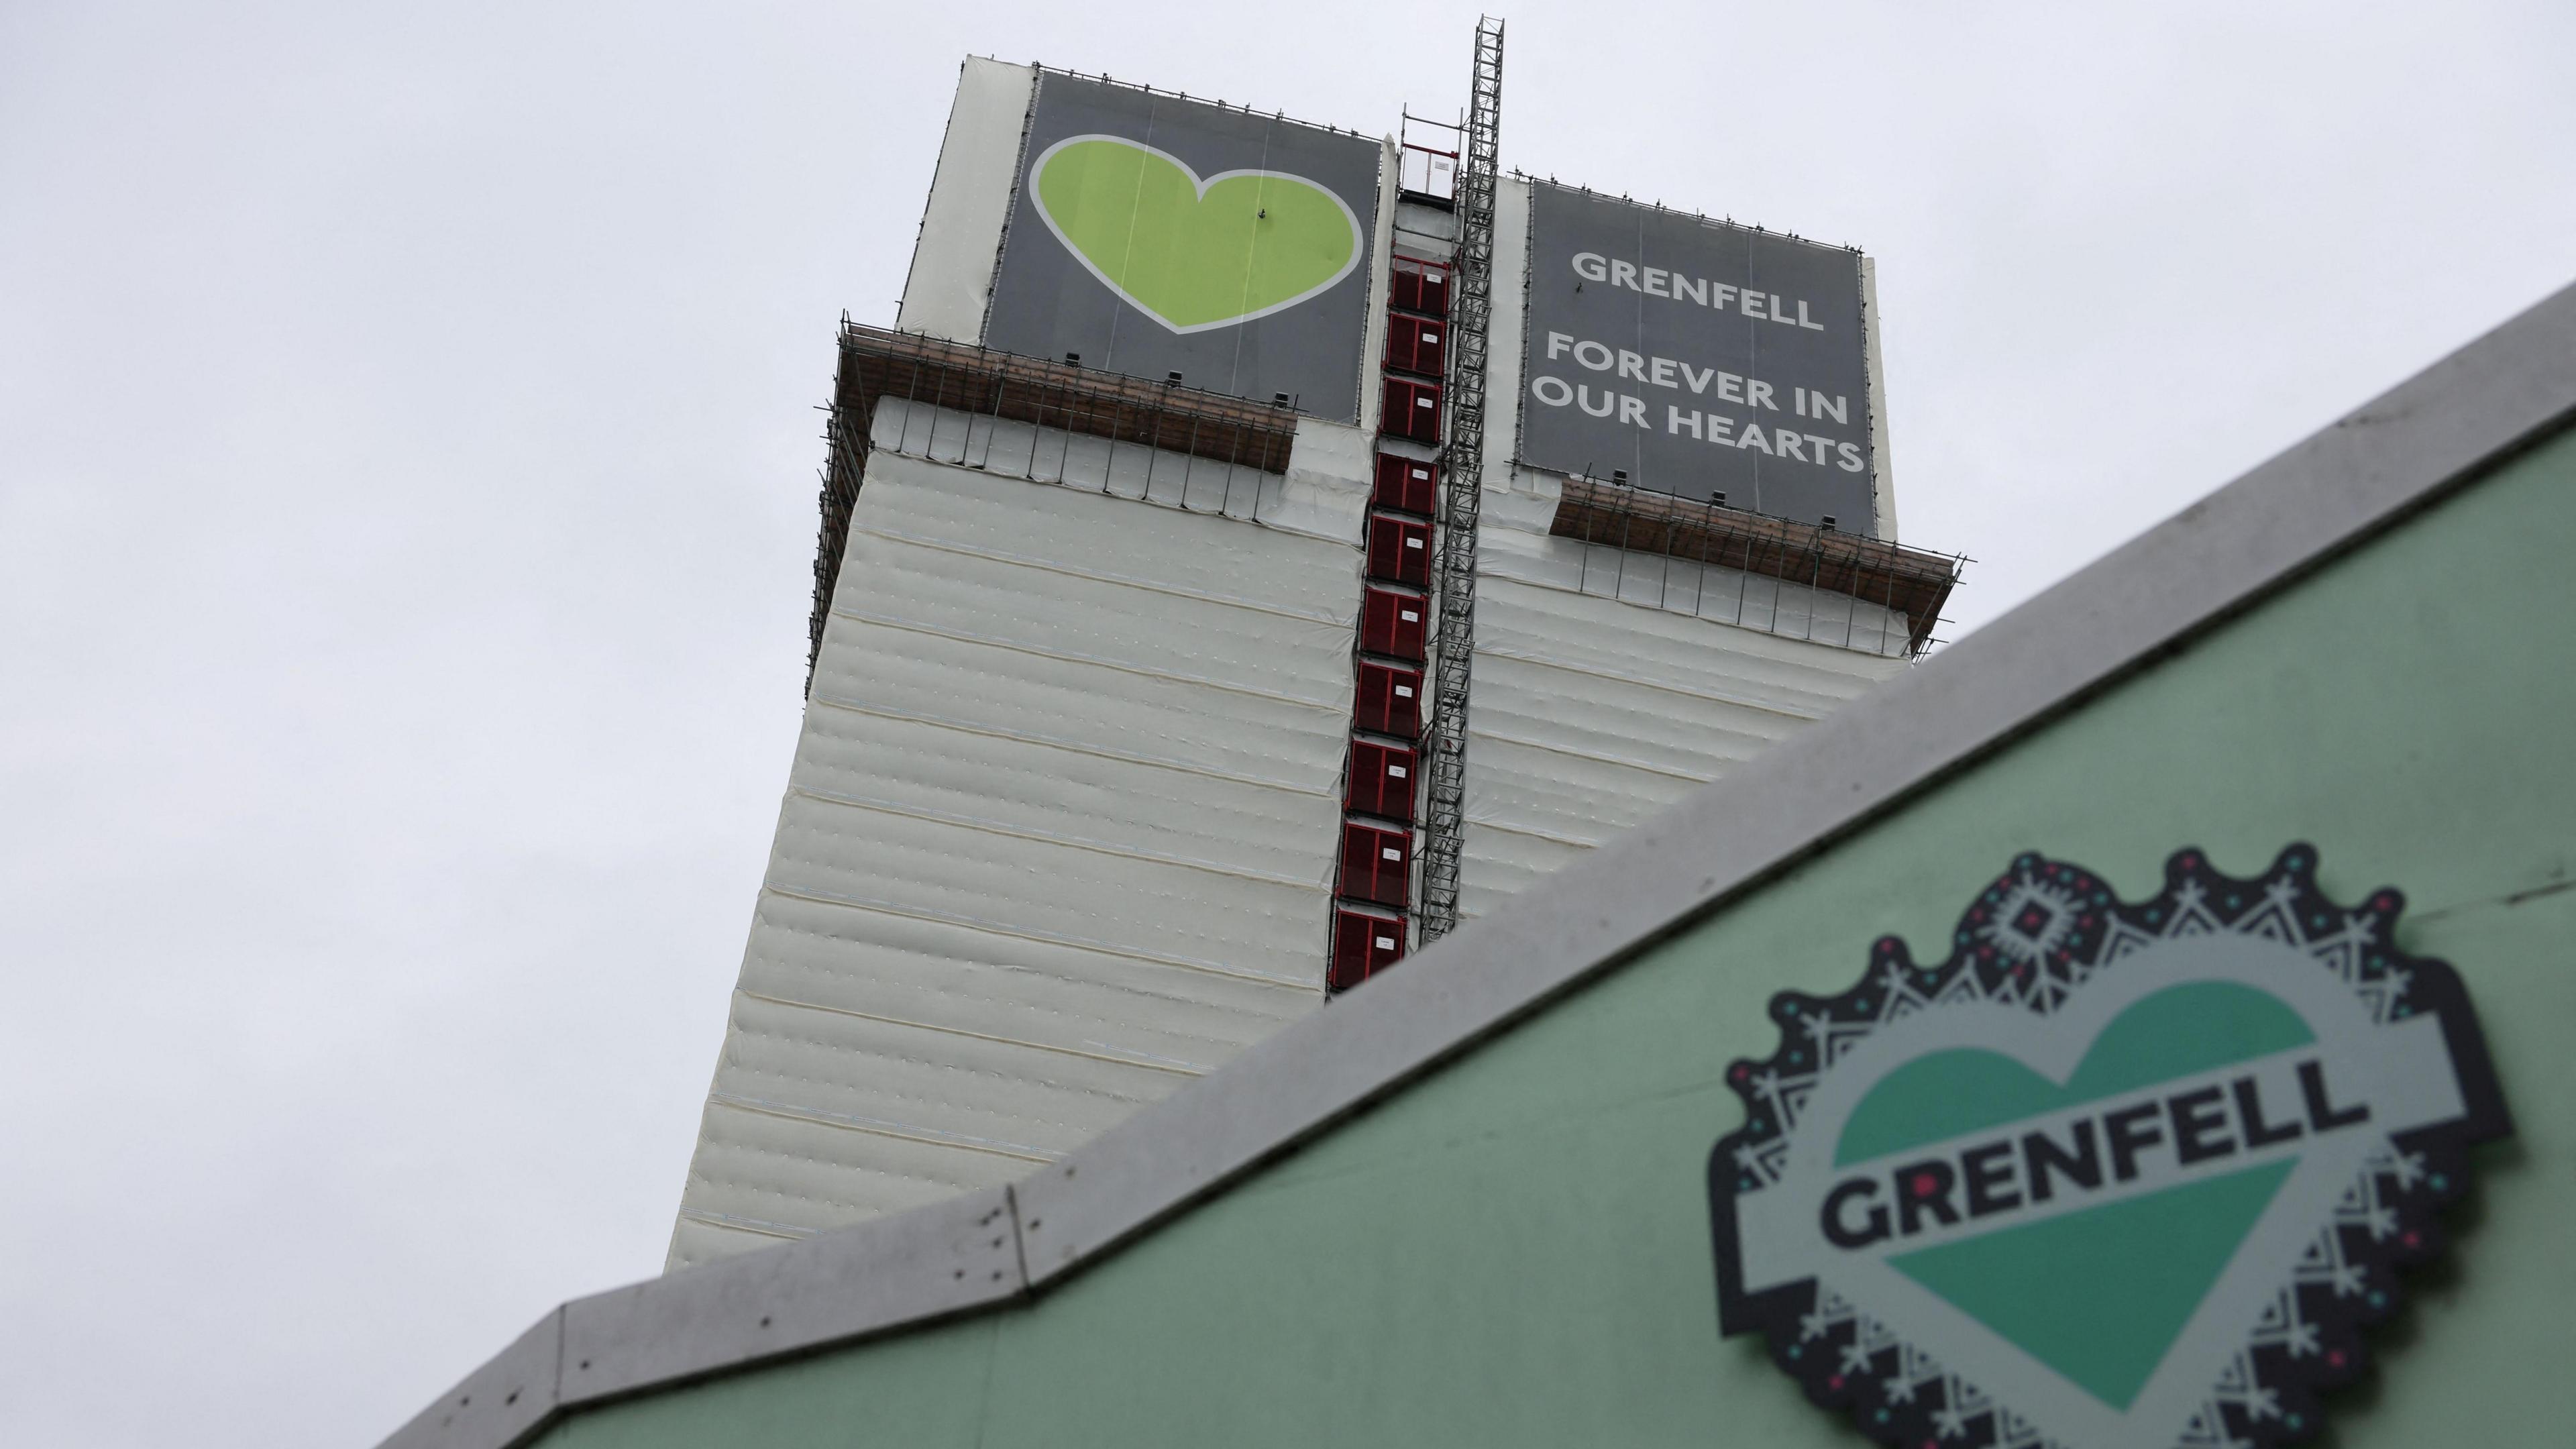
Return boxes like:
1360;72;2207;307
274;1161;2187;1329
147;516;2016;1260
1711;845;2510;1448
1519;181;1876;530
981;72;1383;423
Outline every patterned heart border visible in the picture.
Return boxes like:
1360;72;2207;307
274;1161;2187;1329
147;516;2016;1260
1707;844;2513;1449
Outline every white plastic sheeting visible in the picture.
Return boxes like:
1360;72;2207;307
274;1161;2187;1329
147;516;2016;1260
670;439;1360;1268
1861;256;1900;542
1480;176;1530;495
896;58;1034;342
1455;541;1908;924
867;397;1368;546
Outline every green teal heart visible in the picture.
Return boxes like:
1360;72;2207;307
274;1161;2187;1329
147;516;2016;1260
1030;136;1361;333
1839;982;2312;1409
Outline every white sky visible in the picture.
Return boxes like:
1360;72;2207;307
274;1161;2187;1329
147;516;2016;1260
3;3;2569;1444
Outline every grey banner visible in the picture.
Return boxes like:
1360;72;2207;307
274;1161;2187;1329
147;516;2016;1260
1519;182;1875;529
982;73;1381;423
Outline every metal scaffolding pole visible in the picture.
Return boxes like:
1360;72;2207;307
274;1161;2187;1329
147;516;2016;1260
1417;14;1504;943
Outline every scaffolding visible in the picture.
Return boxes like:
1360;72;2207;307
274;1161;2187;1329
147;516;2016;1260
1549;476;1966;656
1417;15;1505;945
805;321;1301;690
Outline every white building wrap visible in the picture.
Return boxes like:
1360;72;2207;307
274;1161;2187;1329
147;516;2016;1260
667;61;1943;1267
896;58;1034;342
669;437;1360;1268
1456;546;1907;924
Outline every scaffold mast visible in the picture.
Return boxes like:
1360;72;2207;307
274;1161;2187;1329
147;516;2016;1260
1419;15;1504;943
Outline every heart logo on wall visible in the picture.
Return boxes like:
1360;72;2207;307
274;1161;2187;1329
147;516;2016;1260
1838;981;2318;1415
1028;135;1362;334
1709;846;2510;1449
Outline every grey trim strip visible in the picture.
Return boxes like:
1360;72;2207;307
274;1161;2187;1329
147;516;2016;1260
386;1188;1024;1448
381;278;2576;1448
382;1309;559;1449
561;1186;1021;1405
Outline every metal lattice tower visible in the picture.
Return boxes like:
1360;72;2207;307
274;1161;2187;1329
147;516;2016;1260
1418;15;1503;943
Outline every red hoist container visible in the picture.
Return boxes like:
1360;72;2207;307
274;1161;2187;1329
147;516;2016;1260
1338;820;1413;909
1329;906;1407;991
1366;515;1433;588
1383;315;1447;378
1354;659;1425;739
1381;377;1442;444
1389;256;1452;317
1344;738;1419;823
1371;453;1438;516
1360;586;1428;661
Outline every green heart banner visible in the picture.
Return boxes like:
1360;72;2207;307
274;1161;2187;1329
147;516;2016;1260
1027;135;1363;335
1709;845;2510;1449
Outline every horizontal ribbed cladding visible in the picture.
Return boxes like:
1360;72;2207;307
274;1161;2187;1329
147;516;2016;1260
681;437;1346;1268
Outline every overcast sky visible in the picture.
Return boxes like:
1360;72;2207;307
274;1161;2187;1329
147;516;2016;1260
3;3;2571;1444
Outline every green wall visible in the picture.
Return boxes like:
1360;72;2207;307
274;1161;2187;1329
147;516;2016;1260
547;425;2576;1447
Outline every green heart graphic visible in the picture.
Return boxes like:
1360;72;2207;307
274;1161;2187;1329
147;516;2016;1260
1030;136;1362;334
1839;982;2312;1409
